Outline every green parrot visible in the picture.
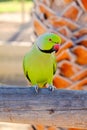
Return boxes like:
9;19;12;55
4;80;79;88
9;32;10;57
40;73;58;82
23;32;61;92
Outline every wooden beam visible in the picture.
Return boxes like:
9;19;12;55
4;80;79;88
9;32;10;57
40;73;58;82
0;85;87;129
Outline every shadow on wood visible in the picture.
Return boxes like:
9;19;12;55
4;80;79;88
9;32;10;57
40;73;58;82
0;85;87;129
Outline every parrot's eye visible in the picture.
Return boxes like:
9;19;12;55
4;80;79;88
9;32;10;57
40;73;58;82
48;38;52;41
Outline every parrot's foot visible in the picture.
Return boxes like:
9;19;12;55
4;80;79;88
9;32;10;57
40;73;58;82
48;85;56;91
34;85;39;93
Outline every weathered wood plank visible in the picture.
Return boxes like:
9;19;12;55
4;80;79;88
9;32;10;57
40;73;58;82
0;85;87;129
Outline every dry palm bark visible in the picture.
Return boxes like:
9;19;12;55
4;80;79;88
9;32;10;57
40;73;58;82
32;0;87;130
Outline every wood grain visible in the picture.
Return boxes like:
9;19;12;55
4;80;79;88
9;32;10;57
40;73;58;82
0;85;87;129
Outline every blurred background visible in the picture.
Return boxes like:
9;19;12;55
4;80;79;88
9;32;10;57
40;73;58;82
0;0;34;87
0;0;87;130
0;0;34;130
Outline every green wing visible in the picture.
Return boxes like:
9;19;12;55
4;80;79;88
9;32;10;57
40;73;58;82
23;56;31;82
52;54;57;74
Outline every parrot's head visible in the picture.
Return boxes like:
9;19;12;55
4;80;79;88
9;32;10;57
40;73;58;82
36;32;61;54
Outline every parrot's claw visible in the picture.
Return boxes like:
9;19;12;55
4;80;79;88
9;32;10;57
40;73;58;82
48;85;56;91
34;85;39;93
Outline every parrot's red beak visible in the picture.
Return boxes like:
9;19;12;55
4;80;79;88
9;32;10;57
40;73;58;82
53;44;60;53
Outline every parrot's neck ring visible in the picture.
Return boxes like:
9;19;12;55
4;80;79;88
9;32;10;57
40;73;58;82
38;46;54;53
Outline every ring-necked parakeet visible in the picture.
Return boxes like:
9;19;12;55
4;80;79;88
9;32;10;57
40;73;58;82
23;32;61;92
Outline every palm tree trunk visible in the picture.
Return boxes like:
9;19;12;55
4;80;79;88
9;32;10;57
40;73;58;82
32;0;87;130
